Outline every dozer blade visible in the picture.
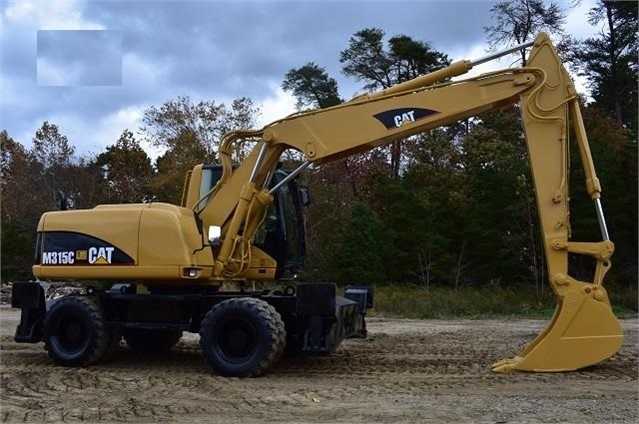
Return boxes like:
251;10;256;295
492;287;623;372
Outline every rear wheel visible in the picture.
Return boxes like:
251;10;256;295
123;329;183;352
44;295;111;367
199;297;286;377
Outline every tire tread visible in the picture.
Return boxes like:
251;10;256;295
199;297;286;377
44;295;110;367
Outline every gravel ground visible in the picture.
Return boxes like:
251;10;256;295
1;308;637;423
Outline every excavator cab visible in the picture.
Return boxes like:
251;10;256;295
183;163;307;279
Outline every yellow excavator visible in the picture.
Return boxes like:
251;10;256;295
12;33;622;376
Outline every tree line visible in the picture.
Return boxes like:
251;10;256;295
1;1;636;303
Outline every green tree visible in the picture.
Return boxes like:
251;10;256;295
571;0;637;136
402;126;468;288
339;28;449;92
282;62;341;109
339;28;450;178
1;218;36;281
364;174;430;283
569;105;637;292
302;164;356;281
335;202;390;285
462;108;541;289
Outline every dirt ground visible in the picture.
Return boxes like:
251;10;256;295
0;307;637;423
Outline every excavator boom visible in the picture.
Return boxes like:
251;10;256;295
205;33;622;372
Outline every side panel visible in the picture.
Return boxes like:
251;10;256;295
37;206;143;261
37;232;135;266
33;203;216;282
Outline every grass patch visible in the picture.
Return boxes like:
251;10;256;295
365;284;636;319
232;280;636;319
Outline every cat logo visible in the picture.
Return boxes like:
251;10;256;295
88;246;115;264
394;110;416;127
373;107;439;130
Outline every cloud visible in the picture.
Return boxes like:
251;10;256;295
3;0;103;30
257;84;297;127
1;0;598;157
37;30;122;86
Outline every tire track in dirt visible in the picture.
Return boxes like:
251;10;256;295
1;315;637;423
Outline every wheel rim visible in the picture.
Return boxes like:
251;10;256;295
213;315;258;364
52;314;90;356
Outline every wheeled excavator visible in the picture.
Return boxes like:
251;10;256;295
12;33;623;376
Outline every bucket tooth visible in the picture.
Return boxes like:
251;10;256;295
492;287;623;373
491;357;522;373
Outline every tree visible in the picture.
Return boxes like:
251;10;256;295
282;60;370;198
151;129;212;204
364;173;430;283
402;126;468;287
142;96;261;203
461;108;542;289
66;156;109;209
1;131;41;281
282;63;341;109
281;59;371;263
96;130;154;203
141;95;261;163
339;28;450;177
340;28;450;92
335;202;390;284
571;0;637;136
1;131;31;220
31;121;75;169
568;105;637;292
30;121;77;210
484;0;566;65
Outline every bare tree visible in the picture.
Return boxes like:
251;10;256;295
484;0;566;65
416;244;434;291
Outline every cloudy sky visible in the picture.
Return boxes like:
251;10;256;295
1;0;599;158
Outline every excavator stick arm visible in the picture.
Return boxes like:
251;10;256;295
492;35;622;372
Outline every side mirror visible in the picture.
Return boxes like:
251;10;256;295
298;187;311;207
208;225;222;245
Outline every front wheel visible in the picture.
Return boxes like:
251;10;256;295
199;297;286;377
44;296;111;367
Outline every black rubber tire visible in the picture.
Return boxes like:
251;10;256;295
123;329;183;352
44;295;110;367
199;297;286;377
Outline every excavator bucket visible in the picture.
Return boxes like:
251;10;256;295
492;286;623;372
490;33;625;372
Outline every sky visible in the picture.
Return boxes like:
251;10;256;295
1;0;599;158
